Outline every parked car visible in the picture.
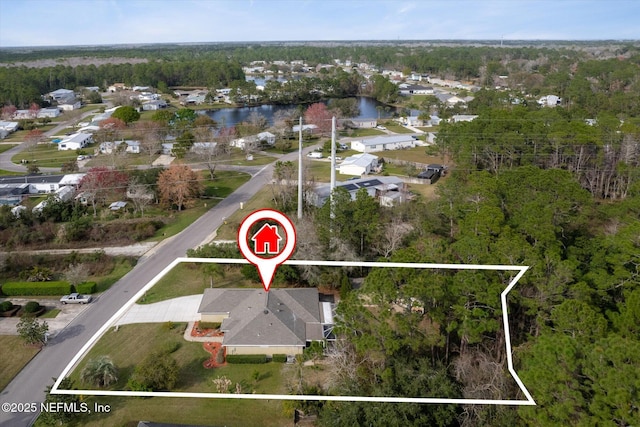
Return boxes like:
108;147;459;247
327;156;342;161
307;152;323;159
60;293;92;304
376;125;387;130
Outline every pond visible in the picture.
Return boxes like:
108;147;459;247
203;97;397;128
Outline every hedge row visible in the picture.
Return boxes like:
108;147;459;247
75;282;97;294
272;354;287;363
0;281;98;296
1;281;72;296
225;354;268;364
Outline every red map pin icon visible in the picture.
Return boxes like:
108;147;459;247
237;209;296;292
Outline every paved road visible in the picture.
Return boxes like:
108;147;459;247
0;146;311;427
0;109;98;173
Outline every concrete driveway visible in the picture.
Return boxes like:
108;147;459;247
0;298;90;336
115;295;202;325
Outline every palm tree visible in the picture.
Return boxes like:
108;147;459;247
80;355;118;388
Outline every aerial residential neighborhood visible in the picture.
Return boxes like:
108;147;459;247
0;1;639;426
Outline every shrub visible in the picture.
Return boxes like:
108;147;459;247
2;281;72;296
225;354;267;364
23;301;41;313
74;282;97;294
0;301;13;312
271;354;287;363
198;322;221;330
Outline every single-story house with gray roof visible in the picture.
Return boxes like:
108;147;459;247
198;288;332;356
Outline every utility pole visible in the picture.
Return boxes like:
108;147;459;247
297;116;303;219
330;116;336;218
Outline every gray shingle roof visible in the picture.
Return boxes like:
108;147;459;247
198;289;323;347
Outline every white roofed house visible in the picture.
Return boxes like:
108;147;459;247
58;133;93;151
48;88;74;101
37;108;61;118
351;134;417;153
338;153;379;176
142;100;168;111
231;132;276;150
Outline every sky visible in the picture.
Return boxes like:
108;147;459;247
0;0;638;47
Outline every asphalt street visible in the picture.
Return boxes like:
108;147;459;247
0;146;312;427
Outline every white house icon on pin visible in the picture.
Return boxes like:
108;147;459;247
251;223;282;254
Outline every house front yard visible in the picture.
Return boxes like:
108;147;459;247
60;322;291;427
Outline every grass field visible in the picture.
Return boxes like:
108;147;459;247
138;265;258;304
11;142;79;167
0;336;40;391
214;186;276;240
61;323;289;427
0;144;18;154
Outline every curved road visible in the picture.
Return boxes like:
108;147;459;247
0;146;314;426
0;109;98;173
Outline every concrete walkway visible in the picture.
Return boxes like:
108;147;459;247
114;294;202;326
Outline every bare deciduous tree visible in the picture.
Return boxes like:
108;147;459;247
127;179;154;217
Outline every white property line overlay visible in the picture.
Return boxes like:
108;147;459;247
52;258;535;406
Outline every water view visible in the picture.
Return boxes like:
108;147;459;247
203;97;397;127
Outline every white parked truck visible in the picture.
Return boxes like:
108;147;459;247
60;293;92;304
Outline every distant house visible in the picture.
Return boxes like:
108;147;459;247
450;114;478;123
310;175;407;208
37;108;61;119
0;183;29;206
338;153;379;176
292;124;318;133
0;121;19;134
350;135;417;153
58;98;82;111
142;100;167;111
48;88;74;101
231;132;276;150
107;83;127;92
58;133;93;151
538;95;561;107
99;140;140;154
32;185;76;213
344;118;377;129
398;83;434;95
197;288;332;356
0;173;85;199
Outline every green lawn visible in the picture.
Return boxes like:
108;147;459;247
1;125;57;143
11;142;81;167
0;144;18;154
93;257;137;293
61;323;289;427
0;336;40;391
213;186;276;240
138;265;258;304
